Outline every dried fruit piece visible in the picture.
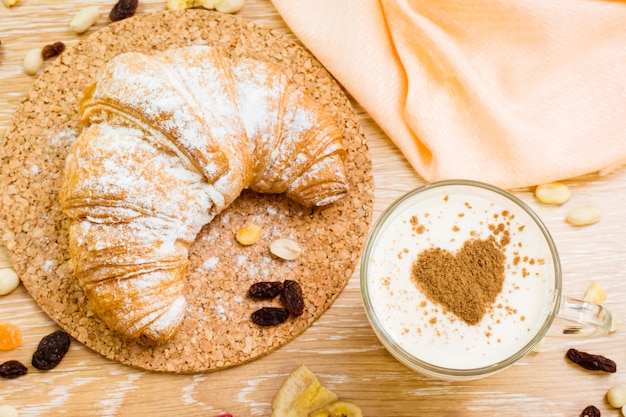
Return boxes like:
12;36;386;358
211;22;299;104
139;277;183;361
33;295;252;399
566;206;602;226
32;330;71;370
281;280;305;316
270;238;302;260
41;41;65;60
235;223;264;245
0;360;27;379
580;405;601;417
566;348;616;373
0;323;21;351
0;267;20;296
583;282;607;305
2;0;19;7
109;0;139;21
248;281;283;300
271;365;338;417
309;401;364;417
70;6;100;34
535;182;571;205
251;307;289;326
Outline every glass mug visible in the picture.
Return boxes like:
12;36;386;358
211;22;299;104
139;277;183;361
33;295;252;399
360;180;613;380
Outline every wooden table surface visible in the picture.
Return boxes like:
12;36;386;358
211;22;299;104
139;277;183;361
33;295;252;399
2;1;626;416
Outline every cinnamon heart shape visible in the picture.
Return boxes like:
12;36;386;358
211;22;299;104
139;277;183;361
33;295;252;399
411;237;505;325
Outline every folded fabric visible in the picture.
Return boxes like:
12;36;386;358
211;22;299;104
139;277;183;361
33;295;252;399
271;0;626;188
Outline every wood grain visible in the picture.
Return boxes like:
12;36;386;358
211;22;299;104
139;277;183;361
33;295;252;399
1;1;626;416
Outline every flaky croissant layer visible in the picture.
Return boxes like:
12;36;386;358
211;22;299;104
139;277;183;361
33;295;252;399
59;46;348;343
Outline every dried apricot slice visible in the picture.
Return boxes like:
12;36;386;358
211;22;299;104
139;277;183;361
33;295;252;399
0;323;22;351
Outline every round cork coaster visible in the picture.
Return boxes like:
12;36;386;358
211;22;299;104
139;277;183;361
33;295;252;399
0;10;373;373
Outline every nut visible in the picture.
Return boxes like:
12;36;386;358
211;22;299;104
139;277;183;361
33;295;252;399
0;405;18;417
534;182;571;205
166;0;216;9
2;0;19;7
70;6;100;34
214;0;245;13
235;223;264;246
566;205;602;226
270;238;302;260
607;385;626;408
0;268;19;296
583;281;606;305
166;0;195;9
196;0;217;8
23;48;43;75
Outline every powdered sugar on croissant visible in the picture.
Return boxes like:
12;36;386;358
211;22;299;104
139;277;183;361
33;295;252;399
59;46;348;343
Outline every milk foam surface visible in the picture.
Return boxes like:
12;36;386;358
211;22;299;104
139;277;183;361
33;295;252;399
365;186;555;370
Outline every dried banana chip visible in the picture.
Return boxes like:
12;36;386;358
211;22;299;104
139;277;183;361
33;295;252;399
271;365;338;417
309;400;363;417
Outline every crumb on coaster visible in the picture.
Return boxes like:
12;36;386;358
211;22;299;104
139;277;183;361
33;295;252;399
0;10;374;374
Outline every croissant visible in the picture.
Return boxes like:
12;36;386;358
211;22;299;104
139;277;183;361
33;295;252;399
59;46;348;343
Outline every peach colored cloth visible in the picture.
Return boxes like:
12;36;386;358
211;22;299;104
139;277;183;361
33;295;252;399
271;0;626;188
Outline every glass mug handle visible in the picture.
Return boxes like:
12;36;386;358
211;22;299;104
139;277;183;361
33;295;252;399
548;295;613;338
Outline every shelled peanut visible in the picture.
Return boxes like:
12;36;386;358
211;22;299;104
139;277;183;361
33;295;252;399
534;181;602;226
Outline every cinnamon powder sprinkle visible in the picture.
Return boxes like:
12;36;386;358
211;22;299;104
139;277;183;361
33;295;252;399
409;215;426;234
410;237;506;325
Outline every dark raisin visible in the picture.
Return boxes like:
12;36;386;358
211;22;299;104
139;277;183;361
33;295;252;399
248;281;283;300
566;348;616;373
32;330;71;370
109;0;139;22
0;360;28;379
41;41;65;60
580;405;601;417
251;307;290;326
281;280;305;316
